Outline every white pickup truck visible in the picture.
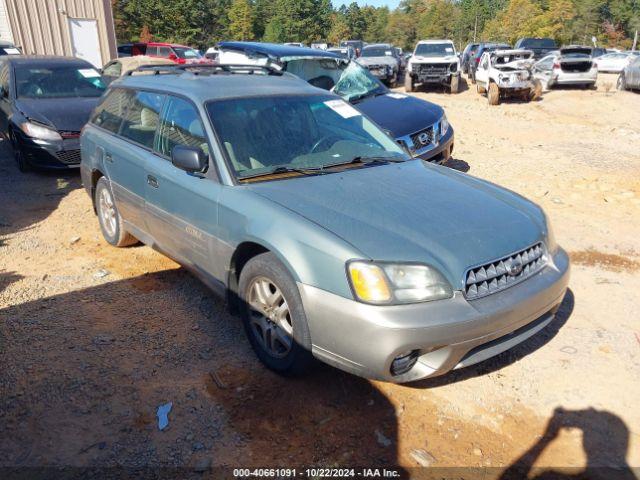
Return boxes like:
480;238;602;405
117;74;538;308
406;40;461;93
474;49;542;105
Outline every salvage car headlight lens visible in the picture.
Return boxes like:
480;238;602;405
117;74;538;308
19;121;62;141
348;261;453;305
440;114;449;135
543;211;558;254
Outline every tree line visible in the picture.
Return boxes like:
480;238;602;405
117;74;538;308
112;0;640;51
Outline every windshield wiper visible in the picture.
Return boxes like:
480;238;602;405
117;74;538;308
350;89;387;103
239;165;327;181
321;155;407;170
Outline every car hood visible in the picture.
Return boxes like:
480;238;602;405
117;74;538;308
354;93;443;138
248;161;544;289
358;56;397;67
15;97;100;132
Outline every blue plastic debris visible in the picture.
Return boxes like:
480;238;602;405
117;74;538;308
157;402;172;431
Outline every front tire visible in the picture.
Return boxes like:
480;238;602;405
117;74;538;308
239;252;314;375
404;73;414;93
617;74;626;91
488;83;500;105
477;83;486;95
10;131;30;173
530;79;542;101
95;177;138;247
450;74;459;94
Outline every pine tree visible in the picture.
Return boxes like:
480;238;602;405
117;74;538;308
228;0;255;41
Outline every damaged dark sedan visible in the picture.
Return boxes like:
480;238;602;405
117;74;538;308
0;56;106;171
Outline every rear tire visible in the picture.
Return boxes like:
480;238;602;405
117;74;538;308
239;252;314;375
488;83;500;105
404;73;414;93
94;177;138;247
10;131;30;173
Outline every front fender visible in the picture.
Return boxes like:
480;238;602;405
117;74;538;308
219;186;366;299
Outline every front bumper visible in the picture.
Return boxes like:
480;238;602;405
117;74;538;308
15;130;81;169
298;248;570;383
365;66;394;81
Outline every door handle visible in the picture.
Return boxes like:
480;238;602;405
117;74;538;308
147;175;159;188
104;152;113;163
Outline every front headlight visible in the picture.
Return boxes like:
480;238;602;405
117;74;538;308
19;121;62;141
440;113;449;136
347;261;453;305
543;211;558;254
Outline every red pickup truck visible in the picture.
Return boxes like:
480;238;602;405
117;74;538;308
117;42;210;64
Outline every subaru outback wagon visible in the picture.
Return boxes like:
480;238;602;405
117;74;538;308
80;65;570;383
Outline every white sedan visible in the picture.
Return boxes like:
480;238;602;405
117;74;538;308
596;53;633;73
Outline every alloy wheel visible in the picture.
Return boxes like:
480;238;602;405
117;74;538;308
247;276;293;358
98;187;117;238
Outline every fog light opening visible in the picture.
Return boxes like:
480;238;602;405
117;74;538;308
390;350;420;376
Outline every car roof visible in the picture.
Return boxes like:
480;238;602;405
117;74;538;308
148;42;191;48
115;68;328;102
218;41;340;59
491;49;533;56
364;43;392;49
2;55;94;67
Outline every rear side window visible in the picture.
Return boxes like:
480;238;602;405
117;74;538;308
102;61;122;77
158;47;172;58
119;91;165;148
91;88;134;133
156;96;208;157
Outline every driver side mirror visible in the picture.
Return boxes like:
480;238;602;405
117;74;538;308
169;53;178;61
172;145;207;173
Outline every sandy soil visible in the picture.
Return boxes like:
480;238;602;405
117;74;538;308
1;73;639;478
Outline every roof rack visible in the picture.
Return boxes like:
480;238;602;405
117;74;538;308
126;63;283;77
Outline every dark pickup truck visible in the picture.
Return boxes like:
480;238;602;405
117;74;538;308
514;38;558;60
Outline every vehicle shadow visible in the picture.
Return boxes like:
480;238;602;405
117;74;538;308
444;157;470;172
0;270;406;475
500;407;636;480
0;138;81;238
409;288;574;389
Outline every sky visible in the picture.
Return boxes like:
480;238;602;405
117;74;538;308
333;0;401;8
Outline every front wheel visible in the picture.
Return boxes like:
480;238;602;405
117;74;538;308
617;74;626;91
404;73;414;92
239;252;314;375
95;177;138;247
477;83;486;95
10;131;30;173
530;79;542;101
488;83;500;105
450;75;459;94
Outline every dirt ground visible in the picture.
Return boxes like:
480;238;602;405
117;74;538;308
1;73;639;478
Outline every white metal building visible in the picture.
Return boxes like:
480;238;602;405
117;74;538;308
0;0;117;67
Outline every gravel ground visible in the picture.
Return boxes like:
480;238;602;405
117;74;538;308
1;73;639;478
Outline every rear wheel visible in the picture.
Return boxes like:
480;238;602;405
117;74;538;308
95;177;138;247
488;83;500;105
10;131;30;173
404;73;414;93
239;252;314;375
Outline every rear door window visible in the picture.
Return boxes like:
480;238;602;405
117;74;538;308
157;47;172;58
155;96;208;158
90;88;135;133
119;91;165;148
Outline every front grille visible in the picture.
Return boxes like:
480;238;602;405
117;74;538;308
413;63;450;76
409;126;435;151
55;149;81;165
464;243;546;300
